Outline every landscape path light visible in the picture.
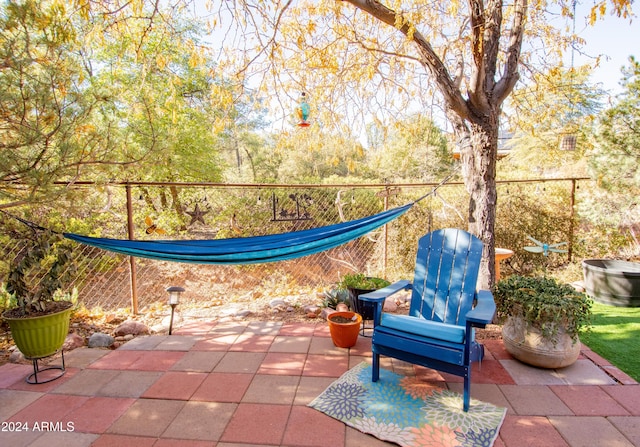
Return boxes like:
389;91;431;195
166;286;184;335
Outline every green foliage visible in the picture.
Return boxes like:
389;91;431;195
368;115;453;182
337;273;390;291
494;275;592;341
0;283;17;315
0;0;93;204
592;56;640;193
270;128;372;182
573;205;634;259
504;67;602;172
581;302;640;382
322;288;350;309
3;229;77;316
0;0;235;208
262;115;451;186
87;12;228;185
584;56;640;255
494;183;573;274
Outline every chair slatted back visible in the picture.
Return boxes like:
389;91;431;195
408;229;483;325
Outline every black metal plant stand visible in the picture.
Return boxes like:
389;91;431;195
25;351;66;384
348;289;376;338
359;318;374;338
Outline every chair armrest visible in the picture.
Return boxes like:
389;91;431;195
465;289;496;327
358;280;412;303
358;280;412;327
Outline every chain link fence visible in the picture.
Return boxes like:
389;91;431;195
0;179;588;314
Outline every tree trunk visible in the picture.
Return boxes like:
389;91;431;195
450;113;498;289
340;0;520;288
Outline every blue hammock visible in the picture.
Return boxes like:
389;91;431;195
64;203;412;265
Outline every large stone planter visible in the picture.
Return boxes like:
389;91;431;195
502;314;581;369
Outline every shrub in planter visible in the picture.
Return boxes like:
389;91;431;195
2;229;77;359
338;273;391;292
337;273;390;320
493;275;592;368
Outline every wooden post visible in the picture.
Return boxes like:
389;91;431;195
125;184;139;314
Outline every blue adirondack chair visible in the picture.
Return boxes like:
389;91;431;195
359;228;496;411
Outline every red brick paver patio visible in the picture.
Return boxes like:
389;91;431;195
1;320;639;446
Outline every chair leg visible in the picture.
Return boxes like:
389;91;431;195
463;369;470;412
372;352;380;382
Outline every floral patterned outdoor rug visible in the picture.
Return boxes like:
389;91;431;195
309;362;506;447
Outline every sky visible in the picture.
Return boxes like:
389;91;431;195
572;1;639;96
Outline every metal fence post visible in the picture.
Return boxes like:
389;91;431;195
568;179;577;262
125;184;139;314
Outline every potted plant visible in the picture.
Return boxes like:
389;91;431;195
2;229;77;360
337;273;390;322
321;288;350;312
327;311;362;348
322;288;361;347
493;275;592;368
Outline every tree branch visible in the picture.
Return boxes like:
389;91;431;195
340;0;471;120
494;0;527;104
236;0;294;76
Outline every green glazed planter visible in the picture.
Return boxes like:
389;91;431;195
3;305;73;359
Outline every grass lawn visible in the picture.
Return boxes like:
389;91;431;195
580;301;640;382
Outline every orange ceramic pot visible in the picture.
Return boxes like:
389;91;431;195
327;311;362;348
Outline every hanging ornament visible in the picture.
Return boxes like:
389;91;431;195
296;92;311;127
145;216;166;235
559;133;577;151
185;203;209;226
524;236;568;257
559;1;578;152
